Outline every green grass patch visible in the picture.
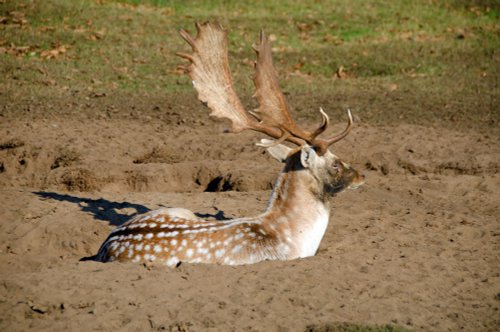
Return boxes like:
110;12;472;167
0;0;498;130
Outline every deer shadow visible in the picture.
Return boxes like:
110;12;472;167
33;191;232;226
195;210;231;221
33;191;151;227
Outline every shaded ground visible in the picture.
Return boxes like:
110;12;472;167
0;1;499;331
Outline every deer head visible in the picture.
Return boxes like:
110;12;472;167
264;140;364;203
177;22;363;197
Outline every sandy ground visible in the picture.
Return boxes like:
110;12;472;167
0;92;499;331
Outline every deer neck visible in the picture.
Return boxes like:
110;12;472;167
262;164;331;259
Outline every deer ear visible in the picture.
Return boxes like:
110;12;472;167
300;145;318;168
260;139;292;163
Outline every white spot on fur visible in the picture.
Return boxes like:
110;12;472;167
145;233;154;239
232;245;242;254
215;249;225;259
166;257;178;266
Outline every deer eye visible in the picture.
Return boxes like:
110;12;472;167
331;160;340;171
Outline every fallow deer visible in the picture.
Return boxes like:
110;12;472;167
95;22;364;266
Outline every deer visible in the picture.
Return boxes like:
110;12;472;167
94;22;364;266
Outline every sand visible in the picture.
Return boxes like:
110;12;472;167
0;92;499;331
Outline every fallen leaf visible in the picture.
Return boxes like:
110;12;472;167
40;45;69;59
38;26;55;32
336;66;347;79
388;84;398;92
89;92;106;98
41;79;57;86
296;22;313;32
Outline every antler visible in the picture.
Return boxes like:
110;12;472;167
177;23;253;133
251;31;310;140
177;22;352;155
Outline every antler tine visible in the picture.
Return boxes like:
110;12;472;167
176;51;195;62
312;109;353;154
326;109;353;144
309;107;330;141
179;29;197;50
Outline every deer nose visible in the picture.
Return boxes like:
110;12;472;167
348;171;365;189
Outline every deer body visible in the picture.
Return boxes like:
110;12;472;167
97;147;363;266
95;22;364;266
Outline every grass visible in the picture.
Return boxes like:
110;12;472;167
305;322;410;332
0;0;498;128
